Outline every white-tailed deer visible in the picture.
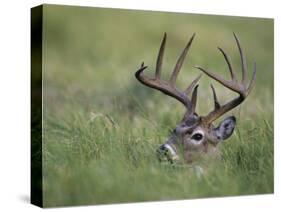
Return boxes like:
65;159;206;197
135;33;256;164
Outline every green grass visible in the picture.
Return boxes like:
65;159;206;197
40;4;274;207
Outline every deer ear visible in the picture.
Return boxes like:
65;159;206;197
213;116;236;141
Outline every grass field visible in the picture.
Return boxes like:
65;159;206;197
41;5;274;207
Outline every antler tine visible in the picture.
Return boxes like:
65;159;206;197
155;33;167;79
184;74;202;95
194;66;239;94
233;32;247;83
247;62;257;94
217;47;236;82
170;33;196;86
190;85;199;114
210;84;221;110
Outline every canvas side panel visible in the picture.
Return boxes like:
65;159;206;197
31;5;43;208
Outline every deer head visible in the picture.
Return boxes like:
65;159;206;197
135;33;256;164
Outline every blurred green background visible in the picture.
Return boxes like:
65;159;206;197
41;4;274;207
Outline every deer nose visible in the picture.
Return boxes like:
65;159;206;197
158;144;168;152
157;144;179;163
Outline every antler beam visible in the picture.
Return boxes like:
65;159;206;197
195;32;257;124
135;33;201;115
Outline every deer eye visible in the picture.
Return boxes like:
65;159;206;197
191;133;203;141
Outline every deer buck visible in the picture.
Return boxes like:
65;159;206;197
135;32;256;164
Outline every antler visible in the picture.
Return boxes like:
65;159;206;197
195;33;256;124
135;33;201;115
